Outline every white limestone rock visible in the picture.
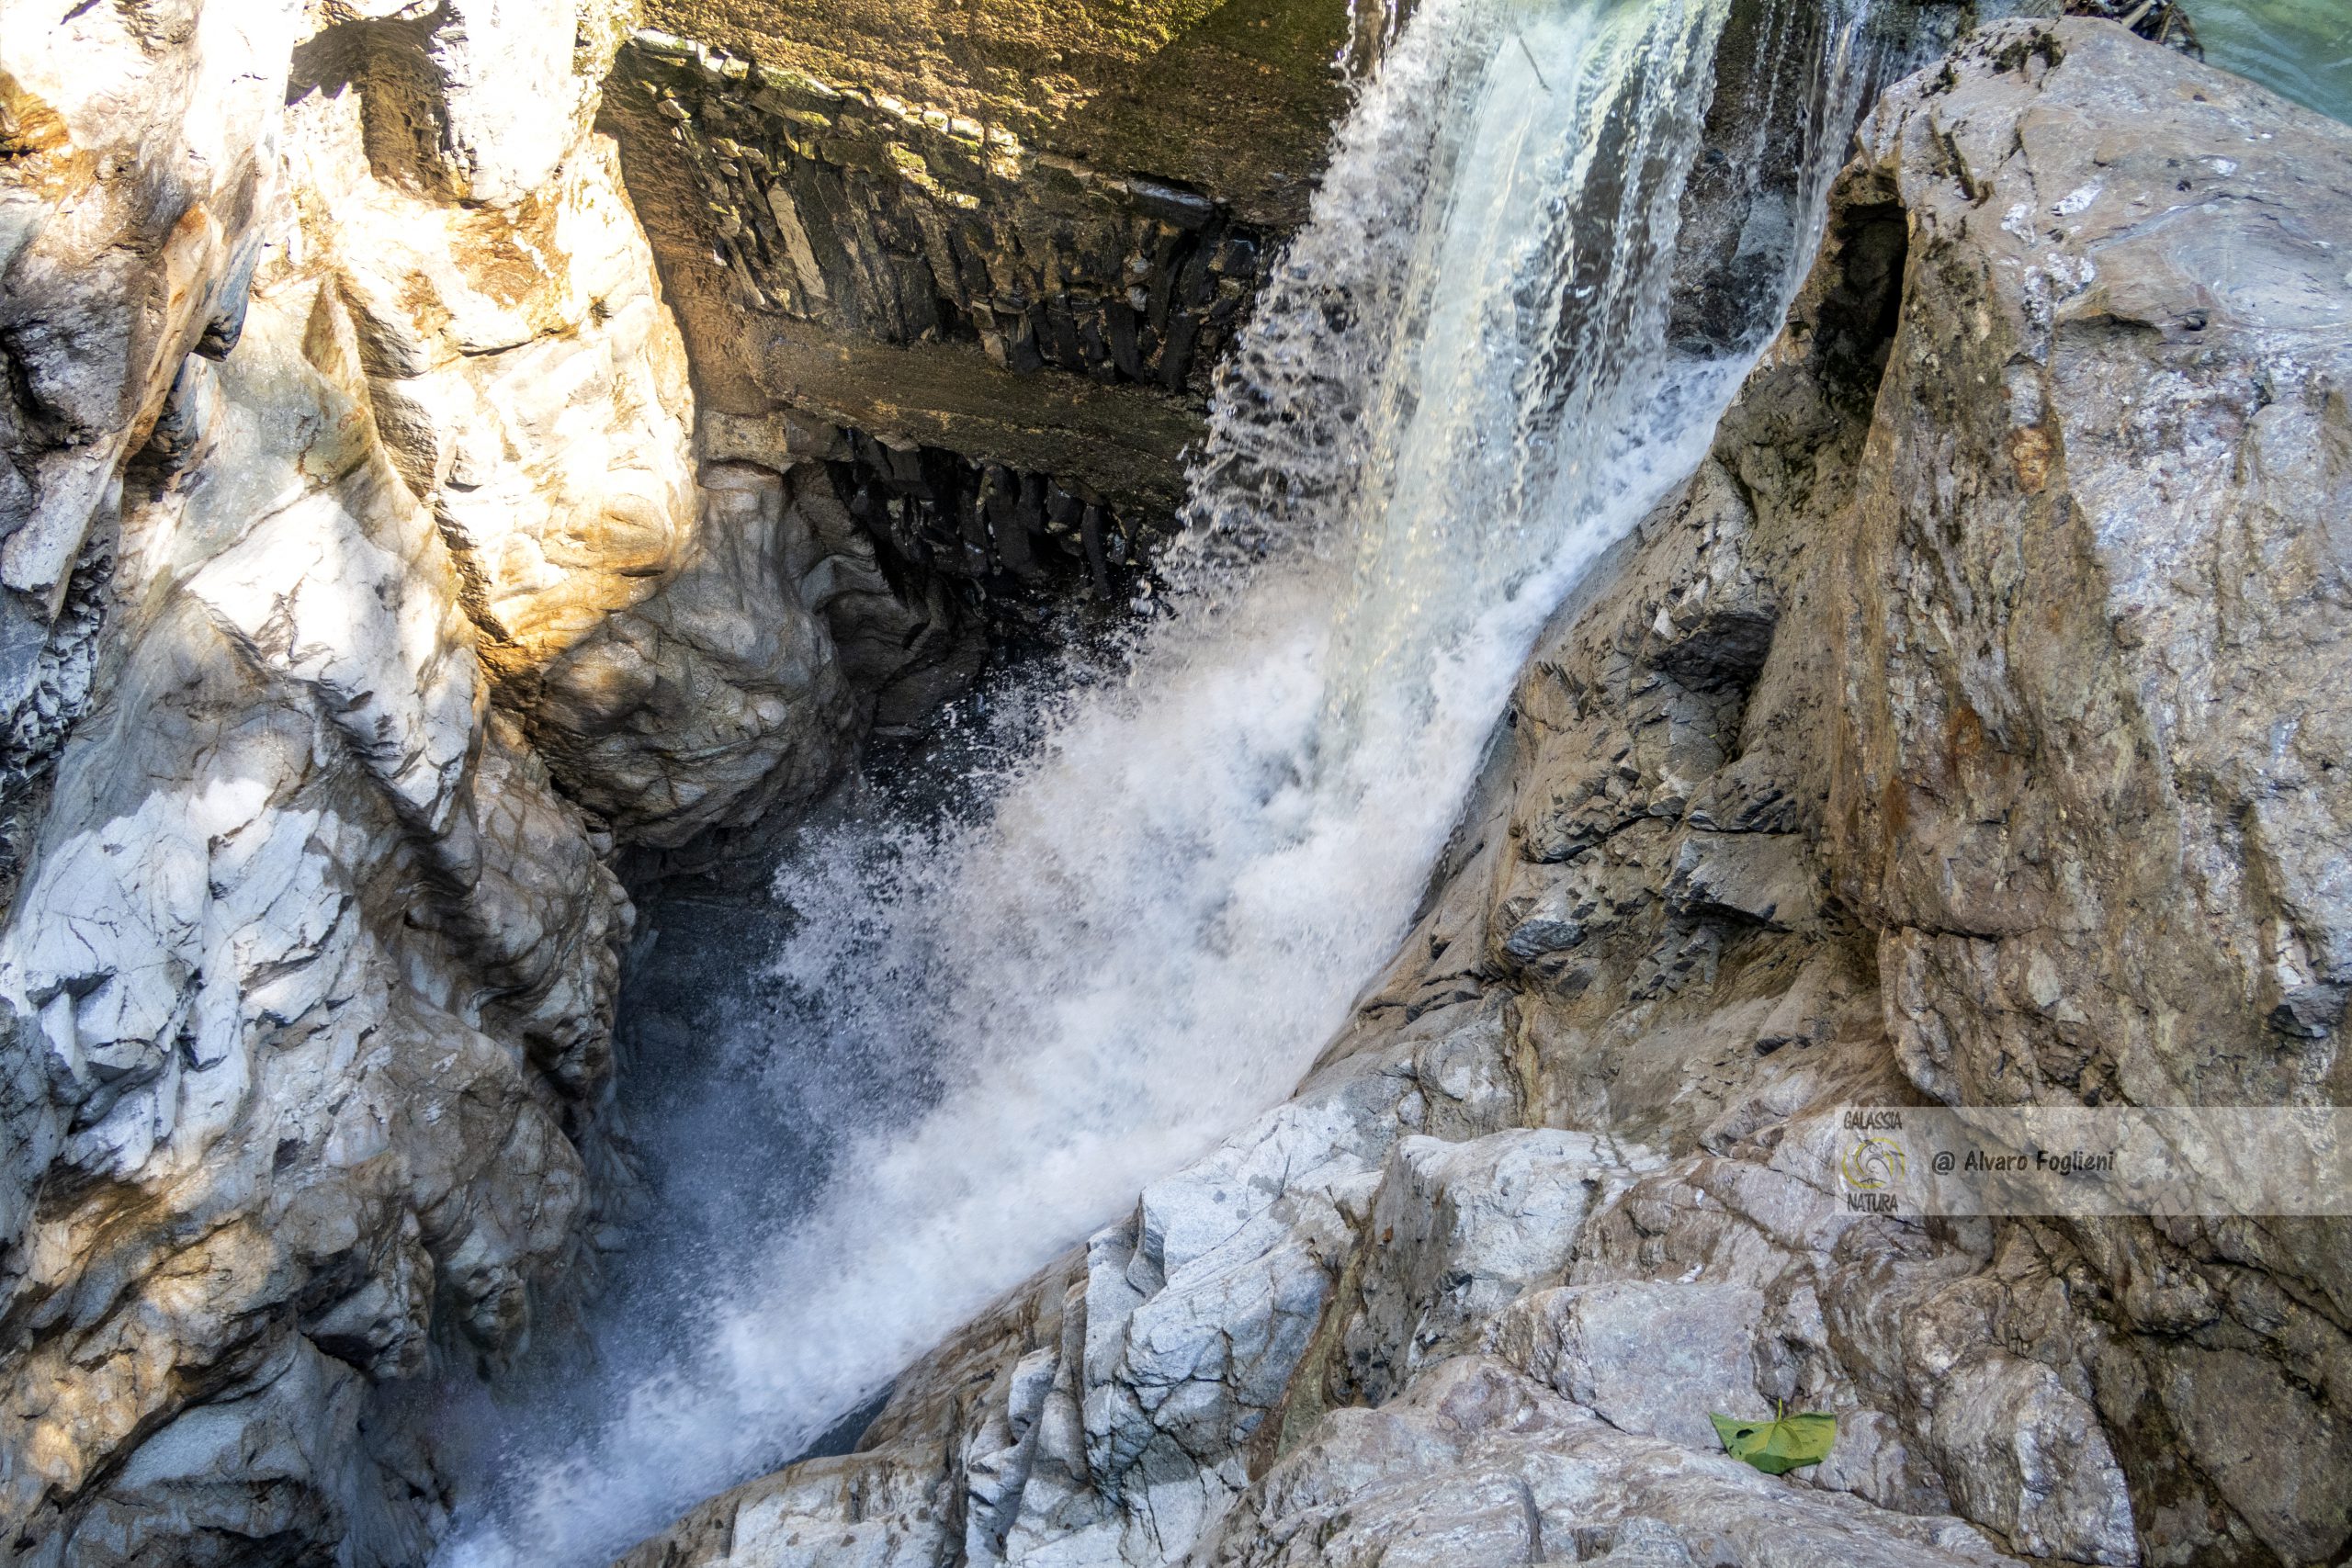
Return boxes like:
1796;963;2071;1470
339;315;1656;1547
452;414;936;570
0;0;306;711
1488;1280;1764;1451
1193;1357;2015;1568
282;78;858;846
1340;1130;1658;1404
1922;1356;2138;1567
0;1;863;1559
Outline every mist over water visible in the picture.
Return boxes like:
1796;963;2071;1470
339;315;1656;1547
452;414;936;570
435;2;1917;1562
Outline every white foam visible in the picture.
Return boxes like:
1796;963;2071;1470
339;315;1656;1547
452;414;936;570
435;1;1896;1561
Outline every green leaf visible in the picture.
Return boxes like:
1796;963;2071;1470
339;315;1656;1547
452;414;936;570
1709;1405;1838;1475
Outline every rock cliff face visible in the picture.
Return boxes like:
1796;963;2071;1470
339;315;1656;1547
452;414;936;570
0;4;778;1560
620;22;2352;1568
4;1;2348;1565
0;0;1351;1560
595;0;1361;657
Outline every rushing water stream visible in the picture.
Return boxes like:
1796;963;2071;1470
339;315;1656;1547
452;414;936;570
2193;0;2352;124
433;0;2041;1561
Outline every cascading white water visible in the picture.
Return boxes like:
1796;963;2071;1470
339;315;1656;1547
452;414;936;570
437;1;1905;1561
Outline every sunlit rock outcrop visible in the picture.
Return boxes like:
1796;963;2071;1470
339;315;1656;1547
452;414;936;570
0;0;875;1559
280;12;866;849
621;22;2352;1568
0;0;303;867
0;170;615;1568
7;0;2347;1562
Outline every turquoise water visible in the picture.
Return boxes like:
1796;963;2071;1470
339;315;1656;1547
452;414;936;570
2193;0;2352;123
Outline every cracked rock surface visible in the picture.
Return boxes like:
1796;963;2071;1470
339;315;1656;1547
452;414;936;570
0;0;1368;1552
0;0;896;1559
5;3;2351;1565
619;24;2352;1568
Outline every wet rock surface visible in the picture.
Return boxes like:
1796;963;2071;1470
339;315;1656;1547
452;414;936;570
603;0;1945;650
613;31;1276;400
620;22;2352;1568
633;0;1358;233
5;2;2350;1564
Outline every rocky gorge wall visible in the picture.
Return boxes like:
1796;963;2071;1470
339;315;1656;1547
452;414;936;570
0;0;1351;1561
620;21;2352;1568
0;4;2346;1568
0;4;804;1560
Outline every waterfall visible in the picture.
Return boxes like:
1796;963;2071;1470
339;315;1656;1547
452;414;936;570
437;1;1914;1561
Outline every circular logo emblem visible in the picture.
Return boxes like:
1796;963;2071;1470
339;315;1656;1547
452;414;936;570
1842;1136;1907;1191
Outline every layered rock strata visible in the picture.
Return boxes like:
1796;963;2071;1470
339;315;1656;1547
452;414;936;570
623;22;2352;1568
594;13;1336;635
6;1;2348;1563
